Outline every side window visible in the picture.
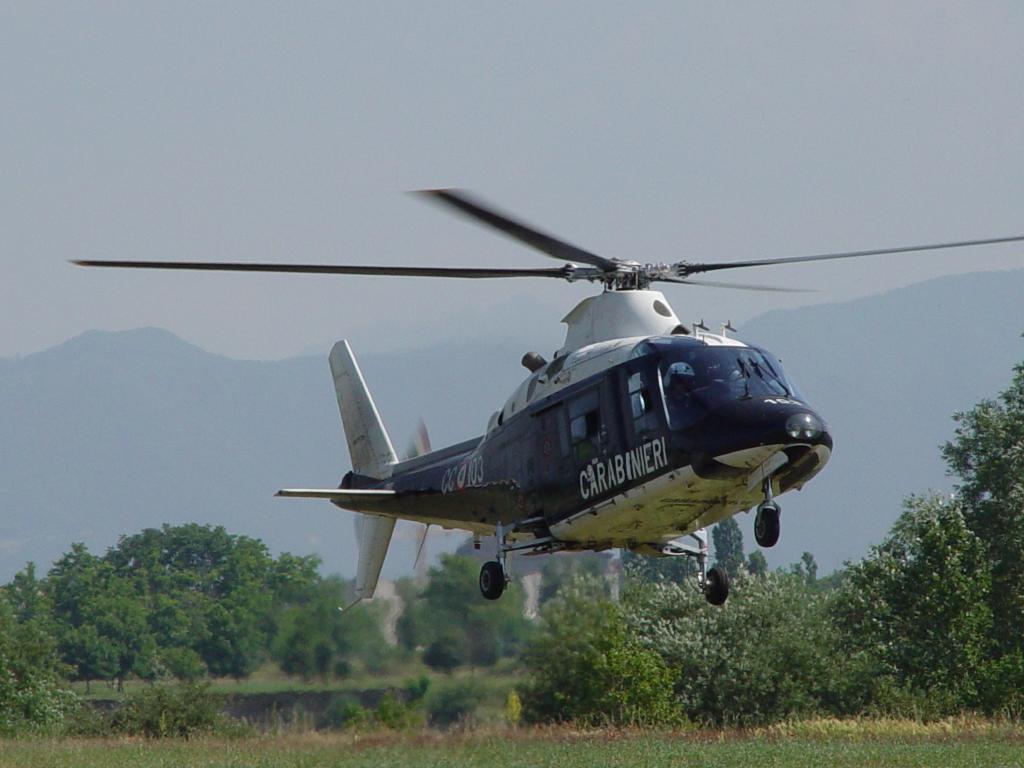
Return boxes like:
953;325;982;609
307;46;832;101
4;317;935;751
628;371;659;438
628;372;647;418
540;407;570;459
568;389;602;462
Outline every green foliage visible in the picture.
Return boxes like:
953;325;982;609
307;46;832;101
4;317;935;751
621;549;695;584
375;691;419;730
626;572;846;725
746;549;768;577
519;577;682;727
159;646;206;682
942;357;1024;656
712;517;745;577
108;681;241;738
42;525;320;687
402;674;431;703
320;696;369;730
537;553;609;605
423;634;465;674
505;689;522;726
47;543;152;687
321;690;421;732
426;679;486;729
7;562;50;625
793;552;819;585
400;554;531;669
0;597;77;736
831;494;993;712
271;578;390;679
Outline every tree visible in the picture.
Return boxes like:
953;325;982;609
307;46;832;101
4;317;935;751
942;357;1024;654
47;544;155;689
271;578;389;680
399;554;530;669
43;526;320;685
422;634;465;674
793;552;818;585
712;517;745;577
746;550;768;577
519;577;681;726
537;554;607;606
6;562;49;625
0;596;76;735
831;494;992;711
620;550;695;583
104;524;319;680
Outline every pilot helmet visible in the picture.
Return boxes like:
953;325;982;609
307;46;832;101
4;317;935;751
664;361;696;392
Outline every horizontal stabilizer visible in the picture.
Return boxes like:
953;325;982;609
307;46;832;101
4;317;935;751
275;488;396;500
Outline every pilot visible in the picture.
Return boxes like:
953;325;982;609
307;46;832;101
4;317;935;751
663;361;697;399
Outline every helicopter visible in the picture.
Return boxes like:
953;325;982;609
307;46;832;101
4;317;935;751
75;190;1024;606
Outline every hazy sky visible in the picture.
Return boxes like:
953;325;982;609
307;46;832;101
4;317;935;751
3;3;1023;361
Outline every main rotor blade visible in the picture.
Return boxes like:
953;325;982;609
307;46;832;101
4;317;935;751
682;234;1024;276
415;189;618;272
72;260;573;279
663;277;816;293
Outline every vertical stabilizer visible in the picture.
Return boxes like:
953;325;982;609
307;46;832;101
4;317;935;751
329;341;398;605
350;513;396;605
329;341;398;478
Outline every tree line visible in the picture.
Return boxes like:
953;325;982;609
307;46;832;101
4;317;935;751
1;353;1023;733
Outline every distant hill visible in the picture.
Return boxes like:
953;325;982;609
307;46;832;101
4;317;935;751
2;270;1023;579
0;327;527;580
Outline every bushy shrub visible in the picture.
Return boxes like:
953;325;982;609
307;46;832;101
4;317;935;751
423;634;465;674
61;701;107;737
426;680;486;729
109;682;241;738
0;602;78;736
519;577;682;727
320;695;369;730
403;674;431;703
375;692;420;730
625;572;845;725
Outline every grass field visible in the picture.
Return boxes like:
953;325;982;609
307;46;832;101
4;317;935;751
3;721;1022;768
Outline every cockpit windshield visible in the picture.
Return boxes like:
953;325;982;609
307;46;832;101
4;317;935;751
656;344;801;429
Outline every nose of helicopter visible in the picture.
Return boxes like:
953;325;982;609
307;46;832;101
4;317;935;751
708;399;831;449
686;399;833;482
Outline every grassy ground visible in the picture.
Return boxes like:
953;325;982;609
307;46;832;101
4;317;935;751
3;721;1023;768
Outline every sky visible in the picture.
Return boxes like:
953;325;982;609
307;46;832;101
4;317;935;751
2;2;1023;363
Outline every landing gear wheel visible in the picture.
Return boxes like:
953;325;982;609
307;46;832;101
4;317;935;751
479;561;506;600
754;502;781;548
704;566;729;605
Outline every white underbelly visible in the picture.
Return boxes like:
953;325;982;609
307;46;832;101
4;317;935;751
550;444;830;547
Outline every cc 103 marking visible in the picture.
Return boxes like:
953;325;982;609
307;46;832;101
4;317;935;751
441;455;485;493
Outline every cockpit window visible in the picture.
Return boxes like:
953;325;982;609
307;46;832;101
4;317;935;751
659;346;796;429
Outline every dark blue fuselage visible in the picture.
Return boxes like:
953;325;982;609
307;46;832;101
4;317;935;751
340;336;832;543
